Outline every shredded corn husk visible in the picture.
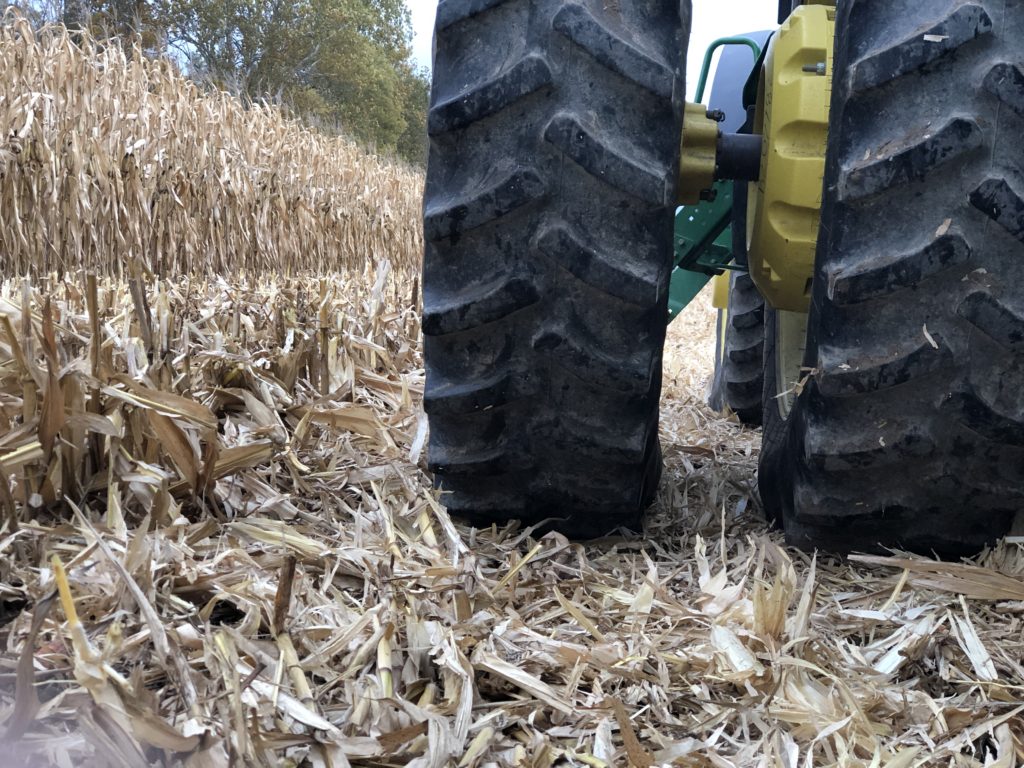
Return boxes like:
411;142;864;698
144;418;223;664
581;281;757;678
1;14;1024;768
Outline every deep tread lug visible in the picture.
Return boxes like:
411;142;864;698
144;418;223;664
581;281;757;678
849;3;993;92
982;62;1024;117
724;379;761;408
533;324;655;395
825;233;971;305
804;420;936;472
428;53;553;134
944;391;1024;447
424;167;546;243
544;113;668;205
424;371;519;416
536;224;659;307
552;3;675;99
435;0;507;31
727;343;761;366
429;444;516;476
957;291;1024;350
838;118;983;202
816;338;952;396
423;275;540;336
547;414;648;465
439;482;528;519
970;176;1024;243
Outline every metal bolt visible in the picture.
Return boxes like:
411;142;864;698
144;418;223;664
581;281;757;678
706;109;726;122
802;62;827;76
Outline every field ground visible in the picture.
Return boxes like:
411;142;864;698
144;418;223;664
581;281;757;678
3;15;1024;768
0;271;1022;767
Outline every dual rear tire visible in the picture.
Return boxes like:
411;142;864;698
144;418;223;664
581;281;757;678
424;0;1024;553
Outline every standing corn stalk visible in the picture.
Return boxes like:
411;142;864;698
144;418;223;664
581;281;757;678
0;12;423;280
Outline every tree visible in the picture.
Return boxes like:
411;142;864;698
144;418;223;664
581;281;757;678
154;0;428;163
17;0;168;53
10;0;429;163
395;62;428;166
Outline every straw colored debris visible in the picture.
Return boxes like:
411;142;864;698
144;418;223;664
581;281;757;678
2;16;1024;768
1;274;1022;767
0;15;422;279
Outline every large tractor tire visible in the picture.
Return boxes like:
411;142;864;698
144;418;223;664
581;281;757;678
708;270;765;426
709;183;765;426
422;0;689;535
760;0;1024;555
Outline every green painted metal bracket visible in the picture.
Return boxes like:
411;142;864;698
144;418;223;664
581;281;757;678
694;36;763;104
668;35;765;322
668;181;736;320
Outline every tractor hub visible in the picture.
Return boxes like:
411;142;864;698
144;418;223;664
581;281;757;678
678;104;762;205
747;4;835;312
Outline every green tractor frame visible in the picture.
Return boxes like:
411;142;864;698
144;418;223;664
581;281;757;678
422;0;1024;555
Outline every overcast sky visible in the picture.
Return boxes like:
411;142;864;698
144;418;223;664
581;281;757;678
410;1;779;100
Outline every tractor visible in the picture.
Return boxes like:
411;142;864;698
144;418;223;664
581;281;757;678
421;0;1023;555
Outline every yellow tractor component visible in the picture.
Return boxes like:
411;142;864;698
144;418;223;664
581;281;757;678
711;272;730;309
677;102;722;205
712;272;730;400
747;5;834;312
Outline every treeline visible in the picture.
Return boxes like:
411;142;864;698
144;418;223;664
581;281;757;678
12;0;429;165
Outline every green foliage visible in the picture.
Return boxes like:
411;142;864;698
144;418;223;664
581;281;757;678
395;62;429;166
155;0;429;163
17;0;430;164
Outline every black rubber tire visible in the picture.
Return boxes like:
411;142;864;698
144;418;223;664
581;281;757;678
759;0;1024;556
709;183;765;426
758;304;791;530
709;272;765;426
422;0;689;536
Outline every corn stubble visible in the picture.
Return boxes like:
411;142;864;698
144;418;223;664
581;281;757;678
1;14;1024;768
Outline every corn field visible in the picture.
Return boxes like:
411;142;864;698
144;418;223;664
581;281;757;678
0;13;424;279
3;12;1024;768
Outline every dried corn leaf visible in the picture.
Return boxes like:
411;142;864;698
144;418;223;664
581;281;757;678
850;554;1024;601
474;651;575;716
1;18;1022;768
